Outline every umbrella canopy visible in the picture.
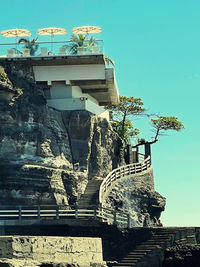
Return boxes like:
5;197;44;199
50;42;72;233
72;25;102;35
1;28;31;38
1;29;31;55
37;27;67;52
37;27;66;36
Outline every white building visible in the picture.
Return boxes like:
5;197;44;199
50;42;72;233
1;52;119;120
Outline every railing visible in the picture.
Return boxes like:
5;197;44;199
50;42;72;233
0;158;151;228
99;156;151;204
138;152;145;162
0;40;104;58
0;205;130;228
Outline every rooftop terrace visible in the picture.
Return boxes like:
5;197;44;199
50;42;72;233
0;39;104;59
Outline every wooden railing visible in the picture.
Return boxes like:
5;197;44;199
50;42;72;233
99;156;151;204
0;205;130;228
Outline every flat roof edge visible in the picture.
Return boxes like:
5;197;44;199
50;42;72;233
0;54;105;66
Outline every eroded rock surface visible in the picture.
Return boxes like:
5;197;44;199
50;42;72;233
103;168;166;226
0;62;165;226
0;63;123;206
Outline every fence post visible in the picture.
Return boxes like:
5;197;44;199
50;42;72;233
113;210;117;225
127;213;131;228
18;206;22;221
56;206;59;219
37;206;40;219
99;204;103;222
94;206;97;219
75;207;78;219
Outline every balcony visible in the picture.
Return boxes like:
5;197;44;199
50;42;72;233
0;39;104;58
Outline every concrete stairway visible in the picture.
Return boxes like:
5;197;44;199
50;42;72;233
110;228;175;267
78;178;103;208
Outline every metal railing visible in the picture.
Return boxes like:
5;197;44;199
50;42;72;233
0;205;130;228
99;156;151;204
0;40;104;58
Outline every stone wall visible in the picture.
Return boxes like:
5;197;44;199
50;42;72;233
0;236;107;266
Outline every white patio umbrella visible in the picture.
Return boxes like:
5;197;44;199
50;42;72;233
1;28;31;52
72;25;102;35
37;27;67;51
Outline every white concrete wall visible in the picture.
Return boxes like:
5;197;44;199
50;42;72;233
72;86;99;104
51;81;72;99
47;98;85;110
33;64;105;85
71;85;82;98
49;84;98;105
47;98;109;119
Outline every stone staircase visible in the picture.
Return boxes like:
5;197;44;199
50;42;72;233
110;228;175;267
78;178;103;208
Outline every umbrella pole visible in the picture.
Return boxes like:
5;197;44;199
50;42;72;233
51;35;53;53
16;36;18;56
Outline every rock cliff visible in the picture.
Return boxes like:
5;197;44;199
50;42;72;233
103;168;166;226
0;62;123;206
0;61;165;226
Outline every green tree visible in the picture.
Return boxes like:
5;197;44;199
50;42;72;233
133;115;184;149
112;120;139;144
106;96;184;146
150;115;184;143
18;37;39;56
106;95;146;141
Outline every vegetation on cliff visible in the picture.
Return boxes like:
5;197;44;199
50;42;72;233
106;95;184;146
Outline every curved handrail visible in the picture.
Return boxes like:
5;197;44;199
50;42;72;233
99;156;151;204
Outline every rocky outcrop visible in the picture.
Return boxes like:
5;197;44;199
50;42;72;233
0;61;165;226
0;63;123;206
103;168;166;226
163;244;200;267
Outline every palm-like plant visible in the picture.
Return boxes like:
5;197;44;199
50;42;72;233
105;56;115;67
64;34;97;55
18;37;39;56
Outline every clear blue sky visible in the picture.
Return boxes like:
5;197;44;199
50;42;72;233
0;0;200;226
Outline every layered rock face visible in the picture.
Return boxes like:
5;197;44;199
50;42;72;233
0;62;165;226
0;63;123;206
103;168;166;226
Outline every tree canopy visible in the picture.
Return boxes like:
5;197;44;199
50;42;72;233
106;96;146;143
106;95;184;146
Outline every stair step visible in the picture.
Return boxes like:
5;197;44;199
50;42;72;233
127;252;148;256
113;264;135;266
136;245;160;248
133;249;151;252
121;257;142;260
112;264;135;266
120;257;142;263
142;241;165;244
